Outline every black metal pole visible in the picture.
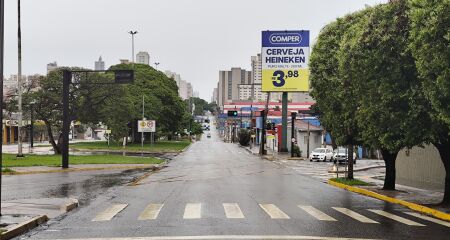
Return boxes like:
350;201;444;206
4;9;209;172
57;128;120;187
291;112;297;157
62;70;71;169
259;110;266;155
0;0;4;216
30;105;33;148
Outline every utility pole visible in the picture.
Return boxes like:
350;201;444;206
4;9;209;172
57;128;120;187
17;0;23;157
1;0;5;216
128;31;138;63
62;70;71;169
307;121;310;159
260;92;270;155
290;112;297;157
141;95;145;150
280;92;288;152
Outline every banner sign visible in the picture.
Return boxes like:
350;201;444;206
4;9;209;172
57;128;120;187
261;30;310;92
138;120;156;133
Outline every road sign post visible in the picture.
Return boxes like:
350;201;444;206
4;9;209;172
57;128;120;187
261;30;310;154
61;69;134;169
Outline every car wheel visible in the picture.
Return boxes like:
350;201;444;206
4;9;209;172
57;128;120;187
310;159;312;162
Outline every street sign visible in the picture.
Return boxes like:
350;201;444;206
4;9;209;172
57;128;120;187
138;120;156;132
105;130;112;134
267;135;275;140
114;70;134;84
261;30;310;92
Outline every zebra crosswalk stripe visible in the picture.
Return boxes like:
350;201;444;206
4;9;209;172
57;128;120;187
138;203;164;220
183;203;201;219
92;204;128;221
259;204;290;219
404;212;450;228
298;206;337;221
368;210;425;226
332;207;378;223
223;203;245;219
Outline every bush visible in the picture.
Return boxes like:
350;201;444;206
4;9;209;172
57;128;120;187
238;129;251;146
292;145;302;157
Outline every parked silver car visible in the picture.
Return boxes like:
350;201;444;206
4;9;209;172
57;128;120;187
333;148;357;164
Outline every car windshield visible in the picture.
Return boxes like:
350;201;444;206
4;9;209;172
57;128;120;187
313;149;325;153
337;149;347;154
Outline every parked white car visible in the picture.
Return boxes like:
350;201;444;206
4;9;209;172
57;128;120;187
309;148;334;162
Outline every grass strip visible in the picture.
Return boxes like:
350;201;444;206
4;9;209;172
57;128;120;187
330;177;373;186
2;154;163;167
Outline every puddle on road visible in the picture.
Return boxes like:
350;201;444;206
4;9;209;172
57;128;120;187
43;168;152;206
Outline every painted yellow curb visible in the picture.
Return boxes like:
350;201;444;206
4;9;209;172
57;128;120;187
328;179;450;222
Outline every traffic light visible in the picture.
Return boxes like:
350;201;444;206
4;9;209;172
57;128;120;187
228;111;238;117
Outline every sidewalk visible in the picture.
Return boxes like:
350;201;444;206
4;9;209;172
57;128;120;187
242;144;449;214
1;198;78;239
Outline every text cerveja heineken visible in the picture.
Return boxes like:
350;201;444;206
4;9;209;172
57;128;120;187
261;30;310;92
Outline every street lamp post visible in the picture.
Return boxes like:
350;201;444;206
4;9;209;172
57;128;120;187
0;0;5;216
128;31;138;63
154;62;160;69
29;101;35;148
17;0;23;157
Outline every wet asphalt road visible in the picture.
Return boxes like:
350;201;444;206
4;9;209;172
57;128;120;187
18;127;450;240
3;168;151;205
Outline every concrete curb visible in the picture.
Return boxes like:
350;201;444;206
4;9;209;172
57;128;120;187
1;215;48;240
60;198;79;212
328;179;450;222
3;164;159;175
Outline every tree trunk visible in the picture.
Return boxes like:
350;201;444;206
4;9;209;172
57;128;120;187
347;144;354;179
434;141;450;206
45;120;61;154
381;149;398;190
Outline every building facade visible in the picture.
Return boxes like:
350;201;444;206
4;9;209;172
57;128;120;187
217;68;252;106
136;51;150;65
47;62;58;74
95;56;105;71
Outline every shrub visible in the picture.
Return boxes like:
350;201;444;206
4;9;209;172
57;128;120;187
238;129;251;146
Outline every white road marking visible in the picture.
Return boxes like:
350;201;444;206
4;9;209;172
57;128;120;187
52;235;380;240
138;203;164;220
298;205;337;221
332;207;378;223
259;204;290;219
368;210;425;226
183;203;201;219
404;212;450;227
92;204;128;221
223;203;245;219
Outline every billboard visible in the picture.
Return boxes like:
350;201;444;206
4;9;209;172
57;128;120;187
261;30;310;92
138;120;156;133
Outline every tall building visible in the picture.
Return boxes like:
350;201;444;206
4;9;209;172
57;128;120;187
187;83;193;99
212;88;218;103
136;51;150;65
217;67;252;107
47;62;58;74
95;56;105;71
164;70;195;100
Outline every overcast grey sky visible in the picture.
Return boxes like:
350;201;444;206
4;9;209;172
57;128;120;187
3;0;386;101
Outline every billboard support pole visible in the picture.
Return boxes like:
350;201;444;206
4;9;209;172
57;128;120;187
280;92;288;152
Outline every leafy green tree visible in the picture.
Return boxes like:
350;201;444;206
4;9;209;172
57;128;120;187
410;0;450;205
348;0;427;190
23;68;119;154
310;9;370;179
109;64;186;141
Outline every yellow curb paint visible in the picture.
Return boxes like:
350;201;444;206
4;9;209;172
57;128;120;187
328;179;450;222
